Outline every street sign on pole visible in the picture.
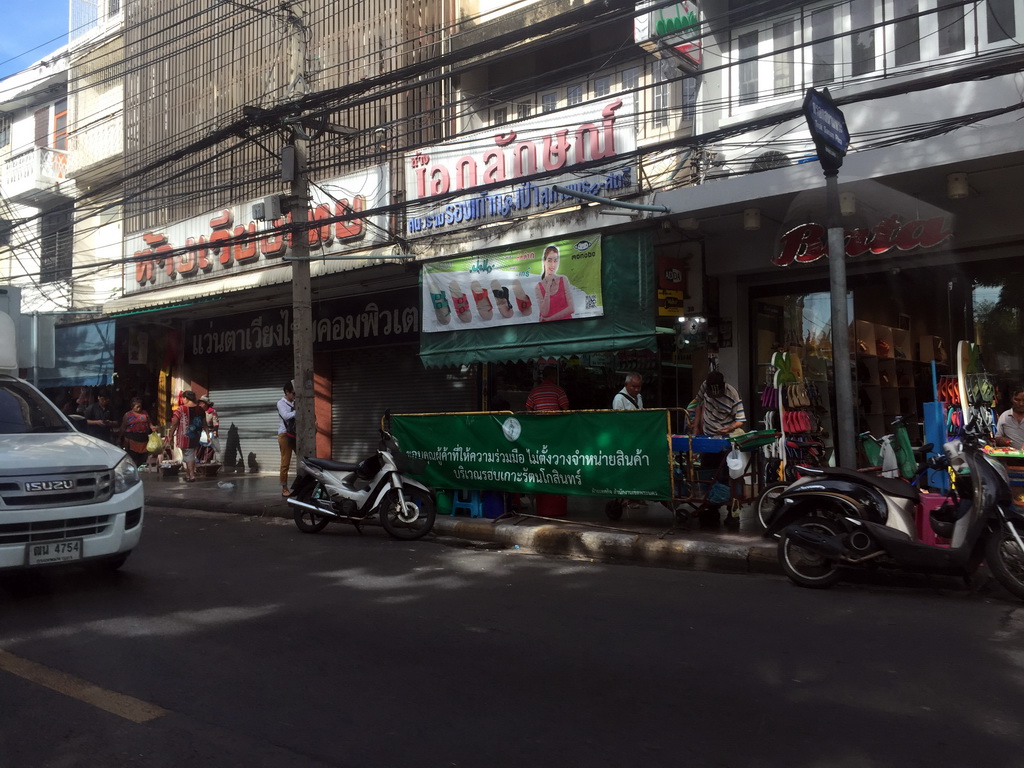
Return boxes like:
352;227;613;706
802;86;856;467
803;87;849;172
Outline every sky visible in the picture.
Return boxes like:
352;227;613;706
0;0;70;81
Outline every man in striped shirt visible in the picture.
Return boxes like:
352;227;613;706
689;370;746;437
688;370;746;530
525;366;569;412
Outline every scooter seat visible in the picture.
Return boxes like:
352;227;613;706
306;457;362;472
800;466;920;500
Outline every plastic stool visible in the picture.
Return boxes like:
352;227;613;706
451;489;484;518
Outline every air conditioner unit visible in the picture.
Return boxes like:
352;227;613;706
751;151;791;173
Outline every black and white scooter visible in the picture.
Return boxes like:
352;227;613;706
287;423;435;541
764;424;1024;600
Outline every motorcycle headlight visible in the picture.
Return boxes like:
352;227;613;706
113;455;141;494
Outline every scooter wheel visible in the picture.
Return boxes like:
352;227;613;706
778;515;843;589
378;488;435;541
292;481;330;533
985;523;1024;601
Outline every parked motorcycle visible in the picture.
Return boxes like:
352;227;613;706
287;423;435;541
763;424;1024;600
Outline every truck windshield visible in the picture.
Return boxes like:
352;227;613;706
0;379;72;435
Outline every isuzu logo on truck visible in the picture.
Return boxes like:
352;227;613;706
25;480;74;492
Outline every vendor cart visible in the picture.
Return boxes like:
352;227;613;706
667;430;779;524
604;413;780;527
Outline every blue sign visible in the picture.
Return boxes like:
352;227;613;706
803;88;849;162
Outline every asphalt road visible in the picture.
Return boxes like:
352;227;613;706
1;508;1022;768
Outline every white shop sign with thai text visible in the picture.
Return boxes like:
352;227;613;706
403;95;637;237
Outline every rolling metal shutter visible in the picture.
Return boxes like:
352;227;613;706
331;345;477;461
208;354;292;475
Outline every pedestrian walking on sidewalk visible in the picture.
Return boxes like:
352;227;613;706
170;390;205;483
118;397;157;468
277;381;297;497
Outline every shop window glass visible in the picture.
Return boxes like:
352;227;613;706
567;83;584;106
773;19;796;95
41;206;73;284
937;0;966;54
682;76;698;123
894;0;922;65
517;101;532;121
652;63;671;127
593;75;611;97
541;92;557;113
737;30;759;104
851;0;877;76
810;7;835;85
752;290;850;458
620;67;640;95
986;0;1016;43
972;271;1024;397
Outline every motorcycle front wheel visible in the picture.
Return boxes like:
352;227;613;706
292;480;331;533
985;522;1024;601
378;487;436;541
778;515;843;589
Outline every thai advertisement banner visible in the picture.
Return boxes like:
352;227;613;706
391;410;673;499
125;165;390;294
421;235;603;332
403;94;637;237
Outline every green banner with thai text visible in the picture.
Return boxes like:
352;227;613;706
391;410;672;499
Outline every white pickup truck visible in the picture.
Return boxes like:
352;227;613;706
0;315;143;571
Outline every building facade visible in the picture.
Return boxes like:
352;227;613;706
4;0;1022;470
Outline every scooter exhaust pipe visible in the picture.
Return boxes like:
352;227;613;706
287;497;342;519
785;525;846;558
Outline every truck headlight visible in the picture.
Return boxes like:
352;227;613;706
113;455;141;494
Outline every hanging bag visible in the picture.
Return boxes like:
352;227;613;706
146;432;164;454
726;446;749;479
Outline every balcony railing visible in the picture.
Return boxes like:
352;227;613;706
68;115;123;177
1;147;71;203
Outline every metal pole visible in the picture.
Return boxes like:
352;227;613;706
825;171;855;467
30;312;38;387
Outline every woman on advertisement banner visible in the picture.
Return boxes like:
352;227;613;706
536;244;576;322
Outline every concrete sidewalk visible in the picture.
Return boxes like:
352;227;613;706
139;469;781;575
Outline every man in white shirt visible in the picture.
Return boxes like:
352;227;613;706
995;386;1024;450
612;373;643;410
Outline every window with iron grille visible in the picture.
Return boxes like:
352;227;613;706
40;207;73;284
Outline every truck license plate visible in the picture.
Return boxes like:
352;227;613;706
27;539;83;566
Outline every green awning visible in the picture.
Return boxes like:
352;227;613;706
420;231;656;367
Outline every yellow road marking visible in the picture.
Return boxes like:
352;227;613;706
0;649;168;723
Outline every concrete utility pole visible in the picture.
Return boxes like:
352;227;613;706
284;1;316;463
